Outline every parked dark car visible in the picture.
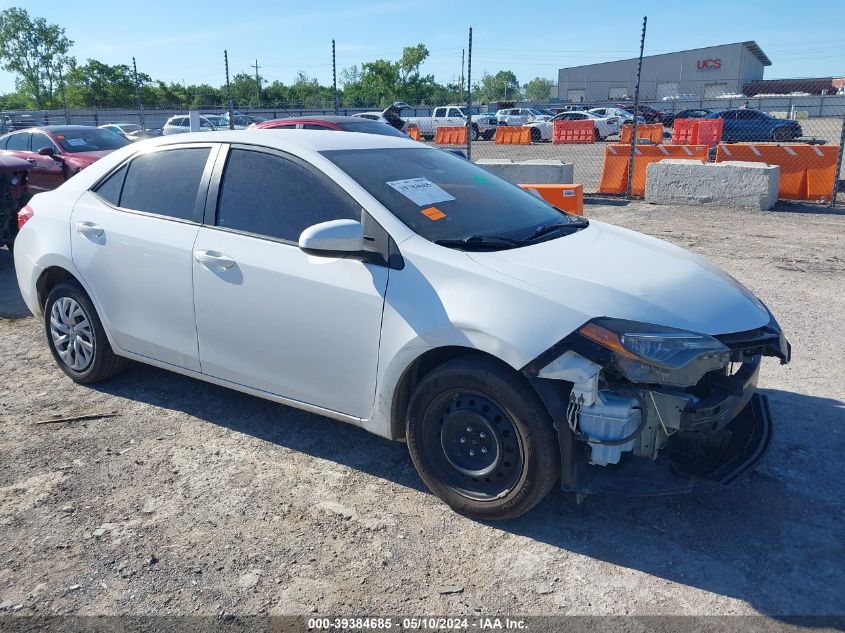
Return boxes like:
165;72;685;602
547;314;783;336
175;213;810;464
705;109;802;142
0;154;30;250
0;125;129;193
662;108;712;128
252;115;410;138
616;103;665;123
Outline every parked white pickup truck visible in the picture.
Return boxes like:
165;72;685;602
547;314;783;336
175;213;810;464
356;103;497;141
405;105;498;141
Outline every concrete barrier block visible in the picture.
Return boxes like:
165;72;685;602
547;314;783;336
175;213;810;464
645;159;779;210
475;159;574;185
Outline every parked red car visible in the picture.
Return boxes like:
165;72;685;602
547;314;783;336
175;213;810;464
0;125;129;193
251;115;409;138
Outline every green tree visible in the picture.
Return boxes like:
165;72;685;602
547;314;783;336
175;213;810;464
185;83;220;108
288;71;334;107
474;70;521;102
523;77;553;102
65;59;149;108
0;7;74;108
230;72;262;106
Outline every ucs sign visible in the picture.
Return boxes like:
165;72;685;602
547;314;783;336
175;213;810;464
697;58;722;70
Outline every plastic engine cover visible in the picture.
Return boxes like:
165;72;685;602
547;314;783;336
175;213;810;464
579;391;641;466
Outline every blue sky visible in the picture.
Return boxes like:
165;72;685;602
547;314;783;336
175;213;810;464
1;0;843;94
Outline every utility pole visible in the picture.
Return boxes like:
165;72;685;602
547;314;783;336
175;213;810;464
251;59;261;106
59;66;69;125
460;48;465;103
225;50;234;129
132;57;145;130
626;16;648;199
332;39;339;115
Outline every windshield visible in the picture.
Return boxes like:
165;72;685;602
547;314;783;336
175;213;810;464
343;120;408;138
204;116;226;127
52;127;130;152
457;107;485;116
321;147;581;246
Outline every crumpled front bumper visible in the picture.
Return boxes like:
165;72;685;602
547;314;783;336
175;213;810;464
558;393;773;496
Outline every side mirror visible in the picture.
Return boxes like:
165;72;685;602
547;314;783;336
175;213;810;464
298;219;364;255
38;146;55;157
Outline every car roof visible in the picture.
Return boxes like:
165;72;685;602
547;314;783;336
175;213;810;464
265;116;376;124
130;129;423;153
3;125;94;134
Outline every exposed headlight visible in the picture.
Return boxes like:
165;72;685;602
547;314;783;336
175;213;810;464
576;318;730;387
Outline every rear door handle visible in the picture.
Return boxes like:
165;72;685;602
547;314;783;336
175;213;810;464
75;221;104;240
193;250;236;270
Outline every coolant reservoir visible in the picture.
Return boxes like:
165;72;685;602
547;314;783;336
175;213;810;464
578;391;641;466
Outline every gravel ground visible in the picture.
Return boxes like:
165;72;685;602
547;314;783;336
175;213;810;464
0;201;843;623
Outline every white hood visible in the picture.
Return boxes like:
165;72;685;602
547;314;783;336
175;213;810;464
467;220;770;336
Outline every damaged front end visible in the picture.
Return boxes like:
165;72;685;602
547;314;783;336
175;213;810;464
524;316;791;498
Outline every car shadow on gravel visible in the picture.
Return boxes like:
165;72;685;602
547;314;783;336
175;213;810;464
92;362;844;617
0;248;30;320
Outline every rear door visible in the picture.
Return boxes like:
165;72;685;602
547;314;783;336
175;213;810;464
191;145;389;417
70;143;219;370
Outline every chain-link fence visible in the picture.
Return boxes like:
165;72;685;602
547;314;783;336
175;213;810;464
4;94;843;205
459;93;845;205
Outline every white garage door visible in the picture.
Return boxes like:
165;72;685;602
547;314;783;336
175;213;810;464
704;83;729;98
608;87;628;99
657;82;681;100
567;89;586;103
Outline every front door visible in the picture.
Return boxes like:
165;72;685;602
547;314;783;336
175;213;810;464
192;146;388;418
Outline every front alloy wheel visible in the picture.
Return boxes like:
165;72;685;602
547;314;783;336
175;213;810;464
406;357;560;520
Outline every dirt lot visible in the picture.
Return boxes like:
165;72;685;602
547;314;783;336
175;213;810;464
0;201;843;623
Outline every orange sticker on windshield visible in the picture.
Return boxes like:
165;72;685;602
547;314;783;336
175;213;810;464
421;207;447;221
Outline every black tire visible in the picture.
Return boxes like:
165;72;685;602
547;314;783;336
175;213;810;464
482;130;495;141
470;124;480;141
44;281;127;384
529;127;542;143
594;128;601;142
773;127;791;142
423;135;434;141
406;357;560;521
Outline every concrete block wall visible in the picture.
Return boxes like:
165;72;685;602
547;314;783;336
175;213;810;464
645;159;779;210
475;159;575;185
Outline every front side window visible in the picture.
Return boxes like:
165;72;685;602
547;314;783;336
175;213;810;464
31;133;61;154
216;148;360;242
119;148;211;220
322;147;581;246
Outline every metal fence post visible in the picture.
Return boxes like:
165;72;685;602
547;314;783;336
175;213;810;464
224;50;234;130
332;39;339;115
132;57;145;130
466;26;473;161
832;109;845;207
626;16;647;199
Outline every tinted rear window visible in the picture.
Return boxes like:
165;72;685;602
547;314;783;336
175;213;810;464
343;120;407;138
6;133;30;151
120;148;210;220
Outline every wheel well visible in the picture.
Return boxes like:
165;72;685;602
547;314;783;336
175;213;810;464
389;346;520;440
36;266;80;309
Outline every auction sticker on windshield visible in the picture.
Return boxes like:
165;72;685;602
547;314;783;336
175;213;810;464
386;177;455;206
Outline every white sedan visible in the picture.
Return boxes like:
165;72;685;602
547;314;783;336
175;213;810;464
588;107;645;125
525;111;621;142
14;130;789;520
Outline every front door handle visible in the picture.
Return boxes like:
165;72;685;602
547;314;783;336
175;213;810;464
193;250;236;270
75;221;104;240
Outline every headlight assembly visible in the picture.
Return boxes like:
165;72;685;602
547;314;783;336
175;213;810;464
574;318;730;387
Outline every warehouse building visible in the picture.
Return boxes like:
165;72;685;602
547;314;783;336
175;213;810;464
557;41;771;102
